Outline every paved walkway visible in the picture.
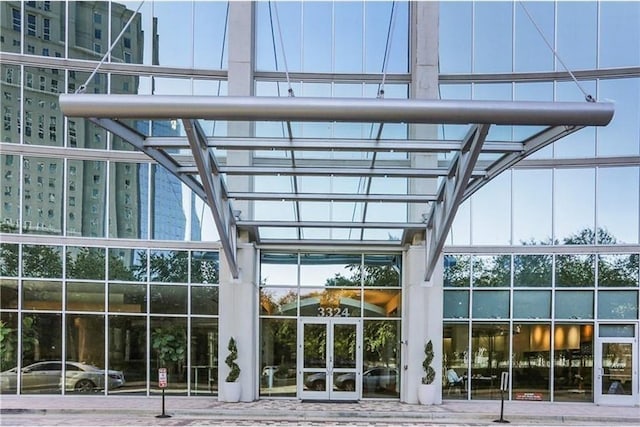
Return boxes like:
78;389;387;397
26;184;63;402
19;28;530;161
1;395;639;426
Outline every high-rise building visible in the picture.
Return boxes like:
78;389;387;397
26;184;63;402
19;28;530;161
1;1;638;407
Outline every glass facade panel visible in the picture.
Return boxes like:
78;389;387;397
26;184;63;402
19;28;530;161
299;288;361;318
470;323;509;400
65;314;105;393
190;317;218;396
260;318;297;397
512;323;550;401
597;167;639;244
66;246;105;280
471;172;511;245
191;287;219;316
553;324;594;402
597;291;639;320
149;250;188;283
0;279;19;309
513;291;551;319
150;317;187;394
598;254;639;287
191;252;219;285
444;291;469;319
443;323;469;400
0;243;19;276
67;282;104;312
22;156;64;236
513;255;552;287
474;2;512;73
555;291;594;320
514;1;554;72
471;291;509;319
556;2;597;70
108;315;147;394
150;285;187;315
108;248;147;282
554;169;595;244
108;162;148;240
597;79;640;157
108;283;146;313
66;160;107;238
23;280;62;311
598;2;640;68
363;289;400;318
261;287;298;316
20;313;62;394
444;255;471;287
555;254;595;287
513;170;552;245
362;320;400;398
472;255;511;287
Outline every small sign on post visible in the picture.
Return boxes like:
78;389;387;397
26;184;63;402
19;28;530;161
156;368;171;419
493;371;509;424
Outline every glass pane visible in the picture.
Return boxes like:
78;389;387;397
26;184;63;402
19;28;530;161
474;2;513;73
555;254;595;287
108;315;147;394
66;247;105;280
191;286;219;316
0;243;19;276
513;170;552;245
514;255;552;287
599;2;640;68
303;323;326;369
439;2;472;73
22;157;64;235
260;318;297;397
597;291;639;320
513;291;551;319
601;342;633;396
24;67;63;148
190;317;218;396
470;323;509;400
0;312;18;382
67;282;105;312
150;318;187;394
472;255;511;287
556;2;597;70
260;254;298;287
193;2;228;70
363;254;400;287
153;2;193;67
443;323;469;400
299;288;361;318
472;291;509;319
554;169;595;244
514;1;554;72
553;81;596;157
260;287;298;316
597;79;640;157
512;324;550;401
335;2;363;73
553;324;594;402
66;160;107;237
65;314;107;394
1;155;19;230
191;251;219;284
0;279;18;309
300;253;361;287
598;254;639;287
20;313;62;394
1;65;21;143
149;250;188;283
151;166;187;241
363;320;400;398
363;289;400;318
23;280;62;311
302;2;331;73
444;291;469;319
108;283;146;314
22;244;62;278
108;162;148;239
471;172;511;245
599;324;635;338
150;285;187;314
444;255;471;287
555;291;594;319
333;323;356;369
597;167;639;244
108;248;147;282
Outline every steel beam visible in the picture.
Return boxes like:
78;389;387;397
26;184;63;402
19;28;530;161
182;119;239;279
237;220;424;229
59;94;614;126
227;192;438;203
425;124;490;281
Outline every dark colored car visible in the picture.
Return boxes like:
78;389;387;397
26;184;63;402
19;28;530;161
0;361;125;393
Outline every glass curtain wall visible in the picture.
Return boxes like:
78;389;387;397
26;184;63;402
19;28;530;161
259;252;402;399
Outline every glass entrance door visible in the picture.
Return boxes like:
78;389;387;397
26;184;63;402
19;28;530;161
595;324;637;406
298;318;361;401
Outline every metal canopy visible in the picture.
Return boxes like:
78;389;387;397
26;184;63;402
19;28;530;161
59;94;614;280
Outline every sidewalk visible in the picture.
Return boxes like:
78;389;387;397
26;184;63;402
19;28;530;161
1;395;639;426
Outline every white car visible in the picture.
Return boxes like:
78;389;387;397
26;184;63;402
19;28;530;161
0;361;125;393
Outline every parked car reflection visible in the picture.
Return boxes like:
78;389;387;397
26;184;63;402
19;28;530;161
303;367;398;392
0;361;125;393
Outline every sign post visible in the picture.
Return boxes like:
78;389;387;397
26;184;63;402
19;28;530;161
156;368;171;419
493;371;509;423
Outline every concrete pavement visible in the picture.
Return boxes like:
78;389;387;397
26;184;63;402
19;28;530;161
1;395;639;426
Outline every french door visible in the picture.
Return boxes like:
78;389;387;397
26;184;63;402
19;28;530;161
595;324;638;406
298;317;362;401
